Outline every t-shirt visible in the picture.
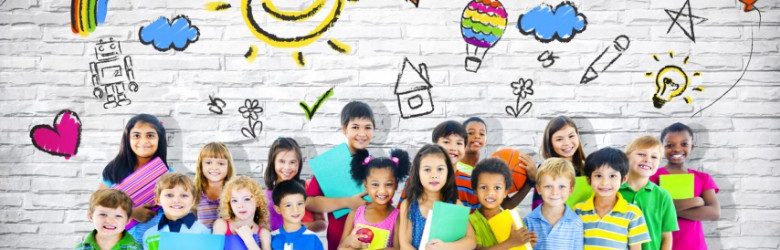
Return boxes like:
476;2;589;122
524;204;584;250
619;181;679;250
455;170;479;209
74;230;142;250
271;225;324;250
197;192;220;230
142;213;210;250
306;176;346;250
650;167;719;250
574;193;651;249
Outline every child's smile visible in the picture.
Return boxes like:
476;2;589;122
664;131;692;167
158;185;195;220
230;188;257;221
343;118;374;151
475;173;507;210
552;125;579;159
420;155;448;192
274;150;300;181
90;205;129;237
629;148;661;177
203;157;229;182
588;165;624;198
436;134;466;165
537;175;572;207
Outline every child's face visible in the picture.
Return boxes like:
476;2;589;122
536;175;573;208
628;147;662;178
229;188;257;222
588;165;625;198
89;205;129;237
365;168;396;206
342;117;374;152
202;157;229;183
274;150;300;182
663;131;692;167
157;185;195;220
274;194;306;225
551;125;579;159
475;173;507;210
465;122;487;154
129;122;159;159
419;154;449;193
436;134;465;166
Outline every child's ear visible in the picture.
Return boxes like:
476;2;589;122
273;205;281;214
86;211;92;222
586;177;592;186
621;175;627;183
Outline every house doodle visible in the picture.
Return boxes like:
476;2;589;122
395;58;434;119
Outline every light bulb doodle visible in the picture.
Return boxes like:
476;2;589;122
205;0;354;67
644;51;704;109
460;0;507;73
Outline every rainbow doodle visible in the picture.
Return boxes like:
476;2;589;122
70;0;110;37
460;0;507;73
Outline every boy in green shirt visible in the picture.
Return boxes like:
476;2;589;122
75;189;142;250
619;136;679;250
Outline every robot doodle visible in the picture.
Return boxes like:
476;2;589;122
89;38;138;109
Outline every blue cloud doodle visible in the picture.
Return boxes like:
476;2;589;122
518;2;587;43
139;15;199;51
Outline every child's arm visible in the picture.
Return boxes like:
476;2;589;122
303;211;327;233
235;225;262;250
629;244;642;250
305;192;367;213
337;210;369;250
387;213;401;250
212;219;227;235
502;155;537;209
475;228;537;250
661;232;673;250
676;189;720;221
672;197;704;212
426;223;476;250
397;200;416;250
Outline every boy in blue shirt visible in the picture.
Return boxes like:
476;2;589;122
271;180;324;250
524;158;583;250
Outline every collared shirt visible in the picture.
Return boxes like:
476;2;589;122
271;225;324;250
619;181;679;250
74;230;142;250
142;212;210;250
574;193;651;250
523;204;584;250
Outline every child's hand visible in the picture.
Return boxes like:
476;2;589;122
344;227;370;249
507;227;536;246
425;239;445;250
518;154;538;181
131;204;156;222
348;191;368;209
235;225;255;241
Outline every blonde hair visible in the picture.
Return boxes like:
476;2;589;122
537;158;576;187
89;189;134;217
194;142;236;197
155;173;199;213
218;176;270;228
625;135;663;157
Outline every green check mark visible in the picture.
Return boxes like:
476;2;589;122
299;87;334;120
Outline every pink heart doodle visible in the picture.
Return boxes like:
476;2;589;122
29;110;82;159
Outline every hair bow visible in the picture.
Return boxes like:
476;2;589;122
362;156;373;166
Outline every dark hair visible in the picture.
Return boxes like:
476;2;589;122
264;137;303;190
584;147;629;179
660;122;694;142
102;114;168;185
541;116;586;174
462;117;486;129
89;189;134;218
341;101;375;128
432;120;468;144
351;148;410;184
272;180;307;205
471;158;512;191
403;144;457;203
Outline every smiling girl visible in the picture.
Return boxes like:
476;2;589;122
194;142;236;229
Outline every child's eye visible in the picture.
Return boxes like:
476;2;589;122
165;193;174;198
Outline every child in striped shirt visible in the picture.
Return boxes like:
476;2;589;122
574;147;650;250
193;142;236;230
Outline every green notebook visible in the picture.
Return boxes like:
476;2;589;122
660;174;694;199
566;176;593;207
421;201;470;246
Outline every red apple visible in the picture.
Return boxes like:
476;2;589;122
356;228;374;243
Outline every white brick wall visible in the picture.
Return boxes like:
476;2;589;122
1;0;779;249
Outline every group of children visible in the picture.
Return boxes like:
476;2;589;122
76;101;720;250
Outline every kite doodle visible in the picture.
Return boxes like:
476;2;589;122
664;0;707;42
30;110;82;160
395;58;434;119
71;0;110;37
581;35;630;84
139;15;200;52
90;38;137;109
518;1;587;43
460;0;508;73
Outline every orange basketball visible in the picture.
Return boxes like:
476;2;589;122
490;148;528;193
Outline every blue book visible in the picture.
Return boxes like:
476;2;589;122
309;143;365;218
159;232;225;250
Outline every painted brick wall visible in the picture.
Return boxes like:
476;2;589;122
1;0;778;249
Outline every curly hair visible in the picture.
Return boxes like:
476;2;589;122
218;176;270;228
350;148;410;184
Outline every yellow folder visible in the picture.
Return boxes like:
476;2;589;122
487;208;533;250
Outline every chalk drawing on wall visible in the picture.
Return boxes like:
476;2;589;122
30;110;82;160
692;2;761;117
300;87;334;120
139;15;200;52
238;99;264;138
208;95;227;115
71;0;110;37
518;1;587;43
395;58;434;119
461;0;507;73
645;51;704;109
537;50;558;68
664;0;707;43
580;35;630;84
506;78;534;118
90;38;137;109
206;0;353;67
406;0;421;8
